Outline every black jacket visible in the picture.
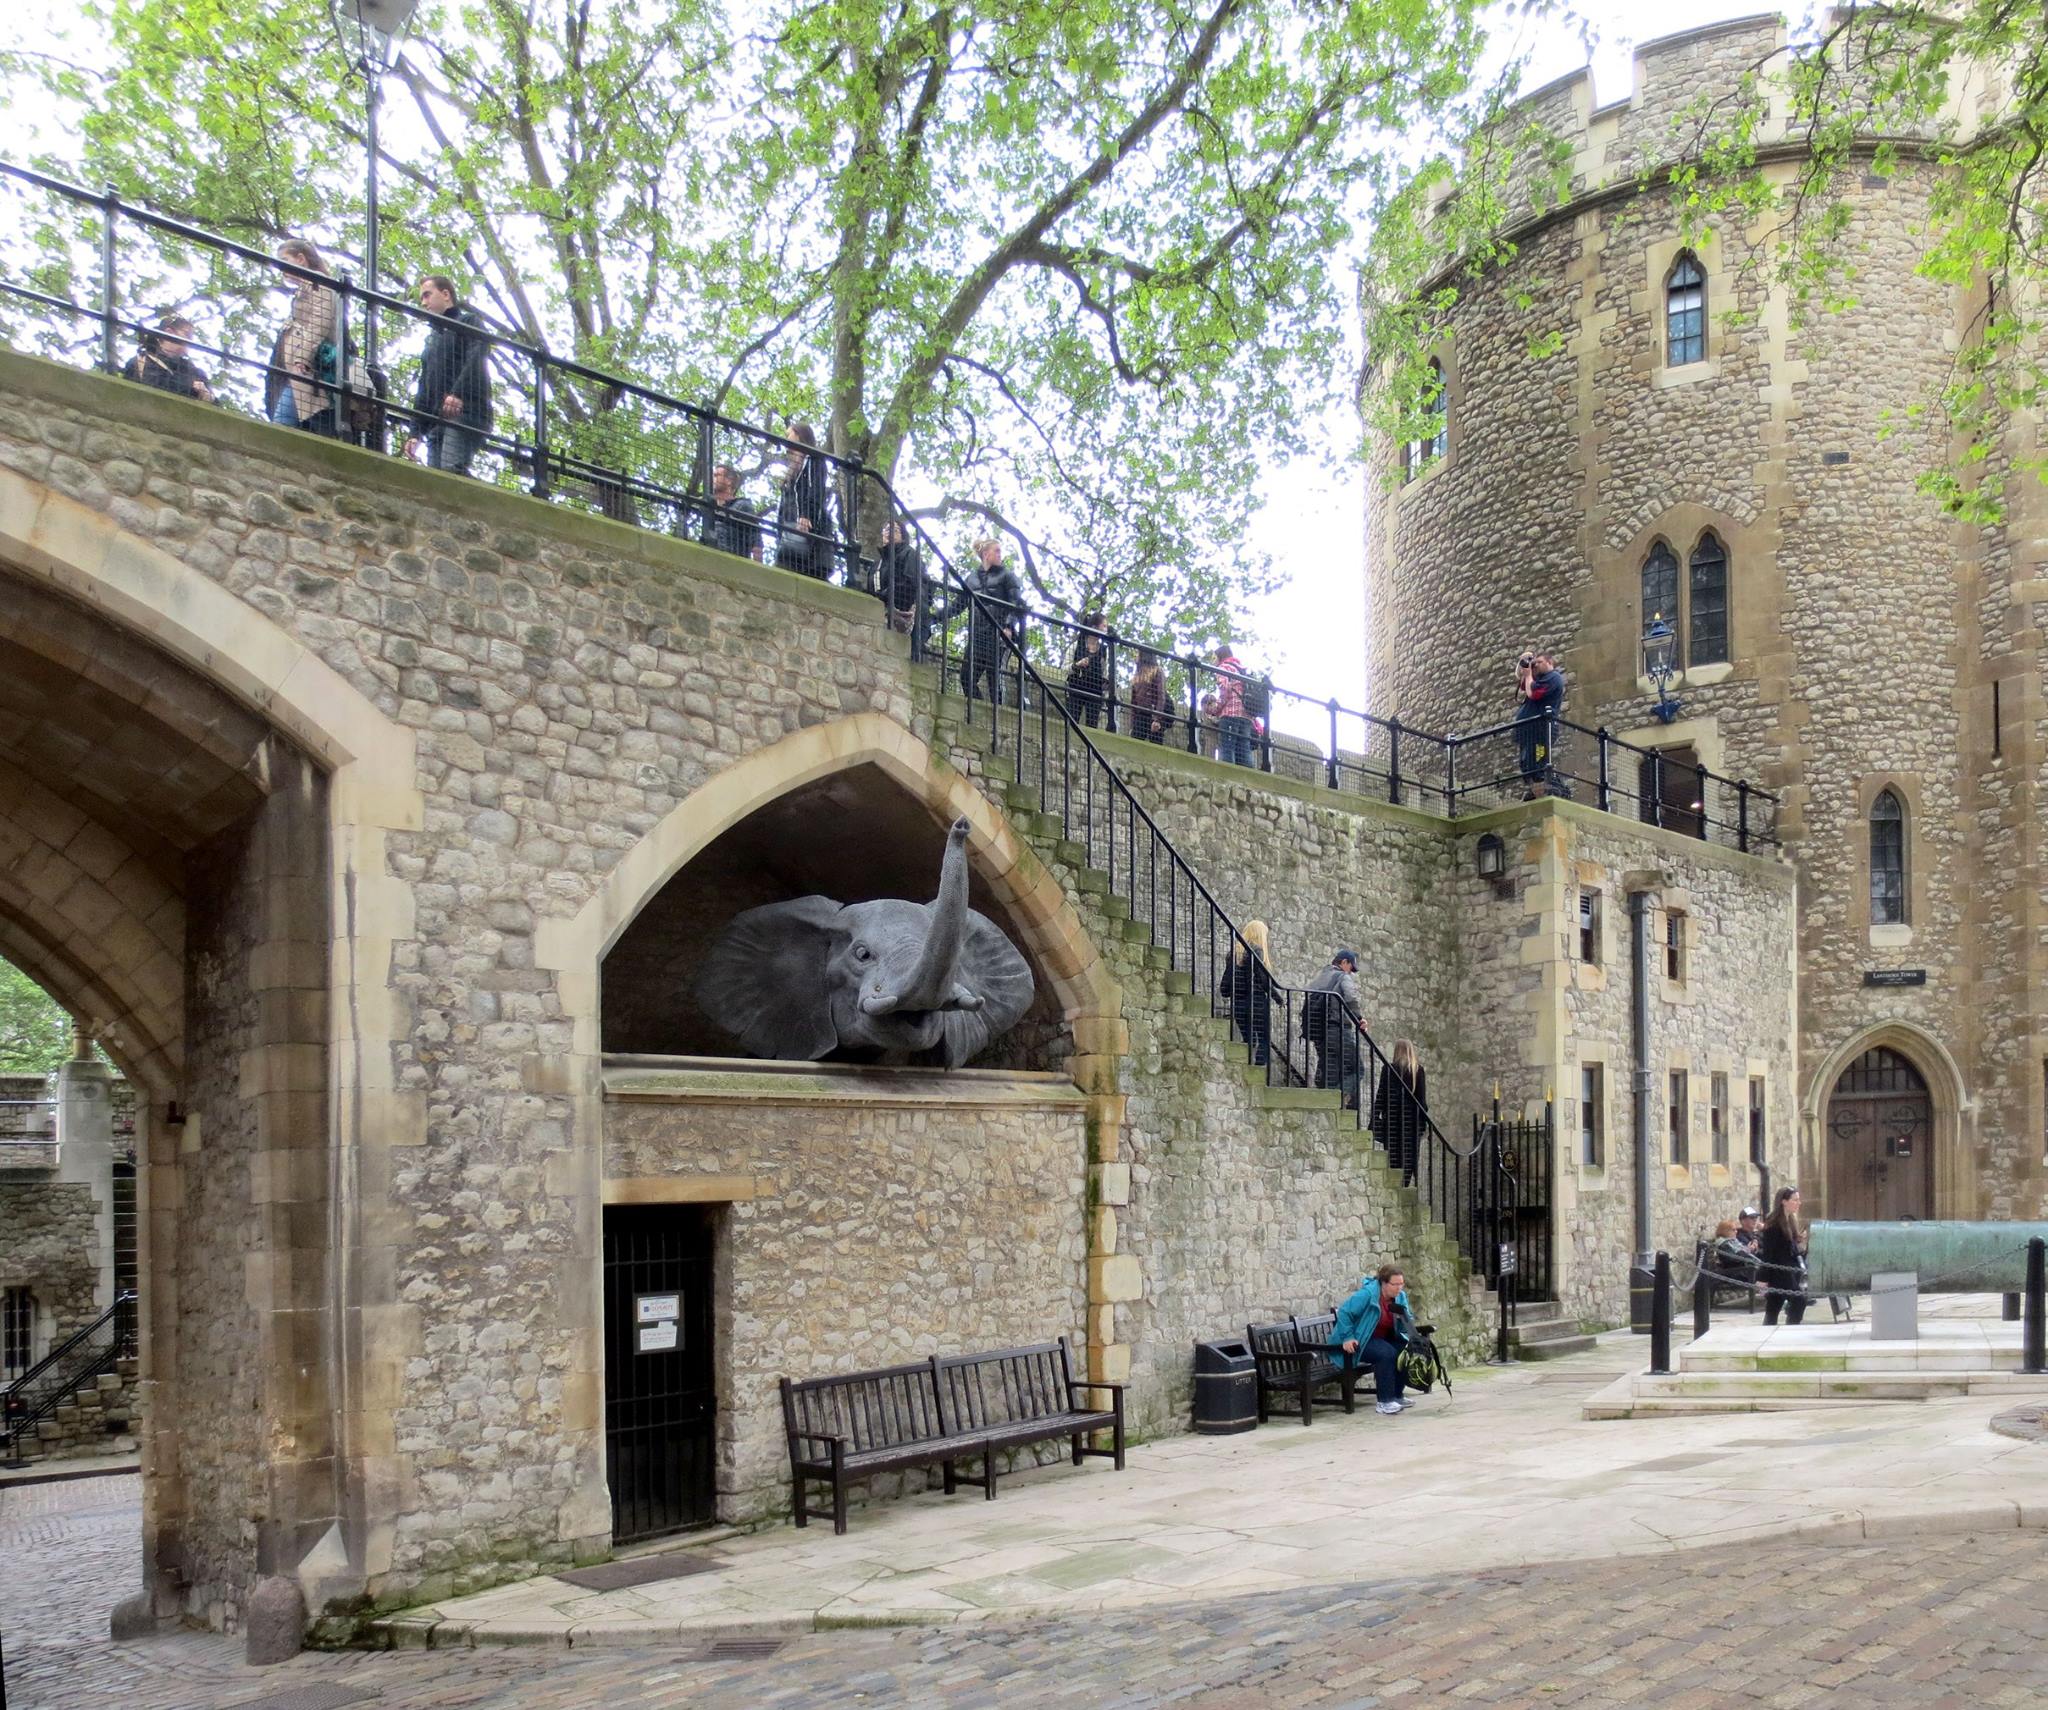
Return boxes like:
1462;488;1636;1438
877;541;923;610
1369;1062;1428;1157
1757;1220;1807;1294
775;456;834;572
1302;962;1362;1067
951;560;1023;655
1217;952;1273;1034
412;302;494;426
122;347;208;399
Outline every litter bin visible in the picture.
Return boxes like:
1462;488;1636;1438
1629;1257;1656;1334
1192;1339;1257;1434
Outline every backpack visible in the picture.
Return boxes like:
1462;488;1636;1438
1242;674;1270;722
1396;1326;1452;1397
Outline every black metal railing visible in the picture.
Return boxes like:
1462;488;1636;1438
1;1289;135;1464
0;160;1781;854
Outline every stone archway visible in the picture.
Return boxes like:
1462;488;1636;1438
0;464;426;1630
1803;1024;1972;1222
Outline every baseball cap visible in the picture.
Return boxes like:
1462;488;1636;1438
1334;947;1358;965
1740;1206;1759;1219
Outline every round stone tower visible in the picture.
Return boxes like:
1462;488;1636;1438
1365;16;2047;1221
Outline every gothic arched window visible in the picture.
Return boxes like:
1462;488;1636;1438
1666;252;1706;366
1422;359;1447;464
1641;540;1679;643
1870;788;1907;925
1688;532;1729;665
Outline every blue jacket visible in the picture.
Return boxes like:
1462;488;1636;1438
1332;1278;1413;1367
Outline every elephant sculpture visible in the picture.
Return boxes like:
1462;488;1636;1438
694;817;1034;1067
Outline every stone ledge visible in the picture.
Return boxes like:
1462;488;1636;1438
602;1055;1087;1109
0;347;885;625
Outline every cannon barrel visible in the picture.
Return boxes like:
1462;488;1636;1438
1805;1221;2048;1294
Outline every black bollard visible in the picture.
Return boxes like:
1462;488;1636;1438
1649;1250;1673;1375
2004;1292;2022;1322
2022;1238;2046;1377
1693;1264;1711;1342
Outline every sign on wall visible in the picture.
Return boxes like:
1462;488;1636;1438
635;1291;681;1354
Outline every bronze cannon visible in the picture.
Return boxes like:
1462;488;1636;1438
1805;1220;2048;1295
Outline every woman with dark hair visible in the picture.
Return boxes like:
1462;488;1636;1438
775;421;834;580
1217;919;1274;1068
1065;611;1108;727
122;315;214;402
1333;1263;1415;1416
876;517;923;632
1758;1185;1809;1326
268;239;340;437
1128;647;1170;743
1368;1038;1429;1184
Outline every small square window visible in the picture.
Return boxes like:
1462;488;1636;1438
1669;1069;1690;1166
1710;1072;1730;1167
1581;1064;1605;1167
1579;890;1602;964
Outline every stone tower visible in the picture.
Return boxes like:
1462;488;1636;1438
1364;16;2046;1222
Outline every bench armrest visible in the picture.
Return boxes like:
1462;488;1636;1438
787;1429;847;1450
1065;1377;1126;1400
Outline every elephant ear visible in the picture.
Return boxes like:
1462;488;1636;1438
933;910;1035;1067
693;896;847;1061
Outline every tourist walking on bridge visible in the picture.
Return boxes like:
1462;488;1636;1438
406;274;494;475
268;239;340;437
1213;645;1255;767
1128;648;1170;743
775;422;834;579
954;538;1024;707
121;315;214;402
1334;1264;1414;1415
1758;1185;1809;1326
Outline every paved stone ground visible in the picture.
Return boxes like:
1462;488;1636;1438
6;1473;2047;1708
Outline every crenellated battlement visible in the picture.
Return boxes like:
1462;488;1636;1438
1437;10;1999;233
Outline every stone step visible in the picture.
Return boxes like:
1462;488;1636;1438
1512;1333;1602;1361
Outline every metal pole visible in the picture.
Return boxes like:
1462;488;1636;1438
1737;780;1751;852
1649;1251;1672;1374
530;353;550;498
1629;889;1653;1258
99;185;119;375
1692;1263;1711;1341
2022;1238;2046;1376
1388;717;1403;806
1326;698;1339;790
364;64;382;370
1597;728;1612;813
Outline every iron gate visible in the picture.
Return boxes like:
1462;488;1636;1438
603;1204;717;1543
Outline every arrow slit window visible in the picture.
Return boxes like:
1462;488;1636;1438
1870;788;1908;926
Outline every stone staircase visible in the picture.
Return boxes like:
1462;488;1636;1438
922;678;1499;1363
1504;1300;1598;1361
10;1353;139;1461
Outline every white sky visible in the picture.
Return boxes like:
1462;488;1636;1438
0;0;1771;732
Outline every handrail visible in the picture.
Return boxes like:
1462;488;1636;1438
1;1289;134;1461
0;157;1780;853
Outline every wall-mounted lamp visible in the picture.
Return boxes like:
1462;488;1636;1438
1476;832;1507;882
1642;614;1682;724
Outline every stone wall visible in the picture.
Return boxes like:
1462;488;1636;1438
1366;16;2047;1230
604;1068;1090;1522
0;1176;99;1350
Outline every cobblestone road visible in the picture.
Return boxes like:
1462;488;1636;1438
7;1474;2046;1709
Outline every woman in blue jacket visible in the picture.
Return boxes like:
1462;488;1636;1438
1333;1264;1413;1415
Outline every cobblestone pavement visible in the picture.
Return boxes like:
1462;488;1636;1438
7;1474;2047;1708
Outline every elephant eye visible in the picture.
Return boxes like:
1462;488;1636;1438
852;943;872;963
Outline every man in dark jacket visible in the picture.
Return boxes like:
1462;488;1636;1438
698;464;762;561
1303;949;1367;1107
120;316;213;402
407;275;493;476
953;538;1024;706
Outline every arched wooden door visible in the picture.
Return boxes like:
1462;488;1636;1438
1825;1047;1933;1220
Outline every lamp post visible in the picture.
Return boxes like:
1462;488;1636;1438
330;0;420;370
1642;613;1682;724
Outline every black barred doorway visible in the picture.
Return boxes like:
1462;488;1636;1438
603;1204;718;1542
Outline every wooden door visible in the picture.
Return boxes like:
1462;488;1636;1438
1825;1048;1932;1220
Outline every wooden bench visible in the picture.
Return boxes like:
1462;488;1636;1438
1247;1314;1361;1425
781;1337;1124;1535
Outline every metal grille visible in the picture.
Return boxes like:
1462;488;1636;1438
111;1160;139;1320
1836;1046;1926;1098
603;1205;716;1544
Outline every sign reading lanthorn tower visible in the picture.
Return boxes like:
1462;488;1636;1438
1863;969;1927;988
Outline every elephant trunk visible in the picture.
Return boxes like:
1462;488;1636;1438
890;817;973;1013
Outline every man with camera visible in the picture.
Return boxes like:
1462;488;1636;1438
1514;649;1566;799
120;316;214;403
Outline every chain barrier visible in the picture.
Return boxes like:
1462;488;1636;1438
1681;1240;2038;1301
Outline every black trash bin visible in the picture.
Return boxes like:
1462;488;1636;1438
1192;1339;1257;1434
1629;1257;1656;1334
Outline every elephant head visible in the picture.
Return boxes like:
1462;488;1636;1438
693;817;1035;1067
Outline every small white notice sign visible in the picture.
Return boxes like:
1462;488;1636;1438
635;1292;681;1325
637;1321;679;1354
